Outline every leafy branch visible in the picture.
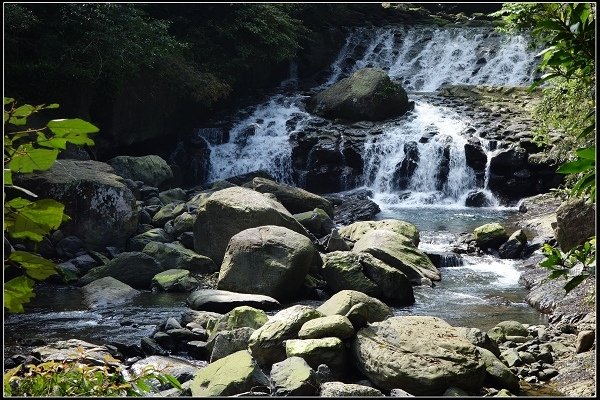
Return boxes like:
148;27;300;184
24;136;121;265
540;237;596;294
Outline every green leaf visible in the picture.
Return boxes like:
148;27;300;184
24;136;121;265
575;146;595;161
47;119;99;136
4;97;15;105
8;145;59;173
9;251;57;281
547;269;568;280
134;379;152;393
4;169;13;185
3;275;36;313
564;274;589;294
7;199;66;242
163;374;182;390
46;103;60;109
38;137;68;150
556;158;594;174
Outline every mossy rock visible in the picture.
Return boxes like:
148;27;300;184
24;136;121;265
473;223;508;249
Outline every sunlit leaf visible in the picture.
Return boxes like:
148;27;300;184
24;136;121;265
4;97;15;105
47;119;99;136
556;158;594;174
575;146;595;161
3;275;36;313
4;169;13;185
564;274;589;294
7;199;66;242
8;144;59;173
9;251;57;281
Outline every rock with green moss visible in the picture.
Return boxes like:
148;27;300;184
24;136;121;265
477;347;519;393
193;187;309;265
316;290;392;329
285;337;346;375
142;241;216;274
298;315;355;340
158;188;187;205
248;305;323;366
320;382;384;397
189;350;269;396
307;68;410;121
107;155;173;188
79;251;163;288
129;228;172;251
210;306;268;337
172;212;195;236
152;269;198;292
152;202;186;227
494;320;528;337
473;223;508;249
217;225;316;301
293;208;335;238
352;229;440;282
358;253;415;305
339;219;420;246
209;327;255;363
322;251;380;296
270;356;317;396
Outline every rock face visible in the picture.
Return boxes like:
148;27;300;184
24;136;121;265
189;350;269;397
352;229;440;281
339;219;420;247
107;155;173;188
13;160;138;250
81;277;139;308
307;68;410;121
217;225;317;301
352;316;486;395
554;198;596;252
316;290;392;328
186;289;280;313
193;187;308;265
250;177;334;217
473;222;508;249
79;251;163;288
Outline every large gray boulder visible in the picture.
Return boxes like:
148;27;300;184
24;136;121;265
352;229;440;282
339;219;420;247
209;327;255;363
13;160;138;250
477;347;520;393
298;315;355;340
217;225;317;301
81;277;139;308
107;155;173;188
554;198;596;251
316;290;392;328
307;68;410;121
32;339;119;367
79;251;163;288
473;223;508;250
193;187;308;265
189;350;269;396
251;177;334;217
143;242;216;274
129;356;199;385
352;316;486;395
320;382;384;397
270;357;317;396
186;289;280;313
285;337;346;376
248;305;323;366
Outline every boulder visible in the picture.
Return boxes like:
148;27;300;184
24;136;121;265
189;350;269;397
298;315;355;340
455;327;500;358
129;228;172;252
307;68;410;121
352;229;440;281
172;212;195;237
321;228;351;252
317;290;392;328
151;269;198;292
322;251;380;296
13;160;138;250
339;219;420;247
498;230;527;259
359;253;415;305
81;277;139;308
32;339;119;367
320;382;384;397
193;187;308;265
270;357;317;396
473;223;508;249
285;337;346;375
107;155;173;188
554;198;596;252
142;242;216;274
477;347;520;393
251;177;334;217
152;202;186;227
248;305;323;366
210;306;269;337
186;289;280;313
489;148;527;176
293;208;335;238
158;188;187;205
494;321;528;337
217;225;317;301
129;356;199;385
352;316;486;395
79;251;163;288
209;327;255;363
392;141;420;190
465;190;493;207
332;196;381;226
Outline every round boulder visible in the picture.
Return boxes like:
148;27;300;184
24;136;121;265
473;223;508;249
107;155;173;189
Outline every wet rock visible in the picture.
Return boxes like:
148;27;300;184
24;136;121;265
465;190;492;207
79;251;163;289
331;196;380;226
152;202;186;227
82;276;140;308
141;337;168;356
143;242;216;274
186;289;280;313
129;228;172;251
152;269;199;292
293;208;335;238
392;141;420;190
473;222;508;250
498;230;527;259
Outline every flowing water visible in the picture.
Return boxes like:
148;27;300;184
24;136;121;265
5;25;546;357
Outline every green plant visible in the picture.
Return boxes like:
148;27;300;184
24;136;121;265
3;349;181;396
540;237;596;294
3;97;98;312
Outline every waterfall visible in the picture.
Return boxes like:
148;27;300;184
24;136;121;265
203;25;537;193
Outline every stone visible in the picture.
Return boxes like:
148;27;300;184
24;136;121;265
473;223;508;249
129;228;172;252
575;330;595;353
323;229;351;252
140;337;168;356
79;251;163;289
321;251;379;296
82;277;139;308
151;269;198;292
209;327;255;363
248;305;323;366
456;327;501;358
352;316;486;395
107;155;173;188
477;347;520;393
389;388;415;396
332;196;381;226
69;254;99;273
307;68;410;121
352;229;440;281
298;315;355;340
554;198;596;251
142;242;216;274
465;190;493;207
152;202;186;227
498;229;527;259
186;289;280;313
270;357;317;396
193;187;308;265
500;348;522;367
285;337;346;375
495;321;529;337
358;253;415;305
129;356;199;385
251;177;334;217
189;350;269;397
293;208;335;238
180;310;223;329
339;219;420;247
317;290;392;329
158;188;187;205
32;339;120;367
13;160;138;250
210;306;269;337
217;225;317;301
320;381;384;397
172;212;195;237
186;341;210;360
443;387;470;396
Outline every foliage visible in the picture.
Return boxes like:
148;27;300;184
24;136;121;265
540;237;596;294
3;98;98;312
3;350;181;396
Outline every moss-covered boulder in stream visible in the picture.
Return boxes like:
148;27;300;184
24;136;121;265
285;337;346;375
193;187;309;265
307;68;410;121
210;306;269;337
298;315;355;340
316;290;392;329
151;269;198;292
473;222;508;249
107;155;173;188
293;208;335;238
142;241;216;273
339;219;420;246
79;251;163;288
82;276;139;308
